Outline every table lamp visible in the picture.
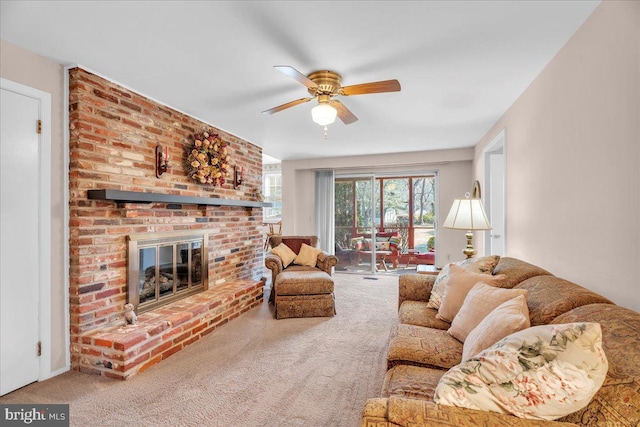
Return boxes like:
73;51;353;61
443;192;491;258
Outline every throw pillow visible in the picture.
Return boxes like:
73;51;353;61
271;243;297;268
351;237;364;251
448;282;528;342
389;236;401;251
462;294;530;360
436;264;507;323
375;241;390;251
434;322;608;420
281;237;312;254
427;255;500;310
294;243;322;267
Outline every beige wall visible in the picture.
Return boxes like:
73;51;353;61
282;148;475;266
473;1;640;311
0;40;67;372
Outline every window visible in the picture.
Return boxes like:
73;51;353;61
263;164;282;219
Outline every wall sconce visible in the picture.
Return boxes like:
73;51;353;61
155;145;169;178
234;165;244;189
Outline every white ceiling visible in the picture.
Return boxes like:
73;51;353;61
1;1;599;162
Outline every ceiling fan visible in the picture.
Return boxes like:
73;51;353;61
262;65;401;133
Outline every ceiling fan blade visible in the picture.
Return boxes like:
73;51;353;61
262;97;314;115
329;100;358;125
274;65;318;89
341;79;401;96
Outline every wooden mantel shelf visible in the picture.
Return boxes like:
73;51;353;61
87;189;272;208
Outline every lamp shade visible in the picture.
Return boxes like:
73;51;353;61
311;103;337;126
443;198;492;230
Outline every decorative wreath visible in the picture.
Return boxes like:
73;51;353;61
187;130;230;186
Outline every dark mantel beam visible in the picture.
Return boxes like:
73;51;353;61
87;189;271;209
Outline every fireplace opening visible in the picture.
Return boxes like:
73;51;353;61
128;231;209;313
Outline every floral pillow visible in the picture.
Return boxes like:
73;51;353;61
434;322;608;420
427;255;500;309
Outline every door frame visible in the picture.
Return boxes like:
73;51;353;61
482;129;506;256
0;78;52;381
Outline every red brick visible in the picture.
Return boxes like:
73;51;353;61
167;312;192;327
81;347;102;356
138;337;161;353
183;335;199;347
191;322;208;335
138;355;162;374
150;341;172;357
93;338;113;348
180;318;203;333
123;352;150;372
113;332;147;351
161;344;183;360
162;327;183;341
147;323;169;336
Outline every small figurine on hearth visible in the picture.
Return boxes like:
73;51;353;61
124;303;138;325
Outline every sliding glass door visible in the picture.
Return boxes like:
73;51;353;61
335;176;377;273
334;173;437;274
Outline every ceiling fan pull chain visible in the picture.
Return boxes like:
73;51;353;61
323;125;328;140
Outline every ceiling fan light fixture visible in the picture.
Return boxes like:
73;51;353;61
311;103;337;126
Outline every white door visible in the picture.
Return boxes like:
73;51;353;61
0;85;43;395
488;153;505;255
483;130;506;256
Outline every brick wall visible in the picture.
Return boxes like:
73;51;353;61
68;67;264;372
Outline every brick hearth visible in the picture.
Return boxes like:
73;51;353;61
76;280;263;379
68;67;266;378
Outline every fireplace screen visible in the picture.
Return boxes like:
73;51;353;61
128;232;208;312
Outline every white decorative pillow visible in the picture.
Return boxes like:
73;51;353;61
270;243;297;268
448;282;528;343
375;241;390;251
436;264;506;323
427;255;500;309
435;322;608;420
462;294;530;361
294;243;322;267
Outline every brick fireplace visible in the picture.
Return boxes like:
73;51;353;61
68;68;266;379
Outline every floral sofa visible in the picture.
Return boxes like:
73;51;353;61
361;257;640;427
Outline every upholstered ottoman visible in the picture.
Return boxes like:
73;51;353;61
274;270;336;319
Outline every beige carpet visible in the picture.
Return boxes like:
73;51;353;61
0;273;399;427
